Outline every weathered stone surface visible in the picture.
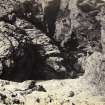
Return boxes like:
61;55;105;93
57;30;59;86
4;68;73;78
0;0;32;17
0;0;105;105
0;16;69;81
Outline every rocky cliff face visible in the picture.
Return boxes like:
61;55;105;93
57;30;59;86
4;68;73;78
0;0;105;105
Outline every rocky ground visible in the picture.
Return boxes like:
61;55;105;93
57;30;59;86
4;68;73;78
0;0;105;105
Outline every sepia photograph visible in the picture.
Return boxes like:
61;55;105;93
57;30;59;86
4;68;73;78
0;0;104;104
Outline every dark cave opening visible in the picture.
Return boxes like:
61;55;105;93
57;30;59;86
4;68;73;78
0;43;48;81
0;42;71;82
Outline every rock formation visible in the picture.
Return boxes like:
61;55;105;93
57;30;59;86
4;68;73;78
0;0;104;105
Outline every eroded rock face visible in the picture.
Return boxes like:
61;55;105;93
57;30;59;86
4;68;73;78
0;18;69;81
0;0;103;80
0;0;105;104
0;0;85;81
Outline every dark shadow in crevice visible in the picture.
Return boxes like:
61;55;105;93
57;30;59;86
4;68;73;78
14;0;61;39
1;43;45;82
0;42;69;82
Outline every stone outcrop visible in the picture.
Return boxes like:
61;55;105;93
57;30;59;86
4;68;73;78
0;0;105;105
0;0;86;81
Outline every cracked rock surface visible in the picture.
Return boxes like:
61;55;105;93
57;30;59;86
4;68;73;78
0;0;105;105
